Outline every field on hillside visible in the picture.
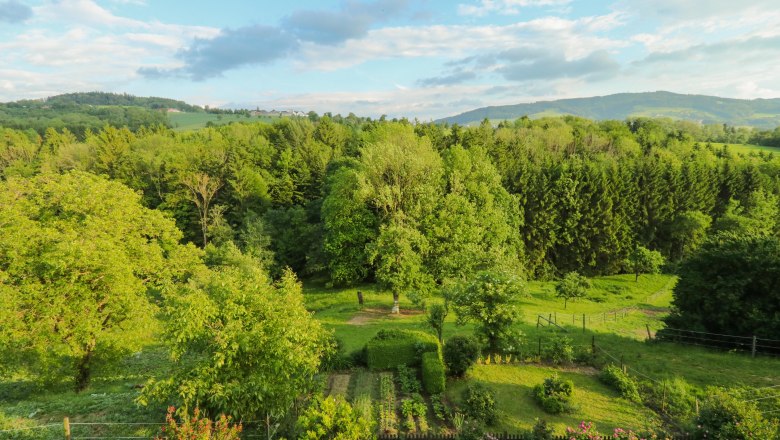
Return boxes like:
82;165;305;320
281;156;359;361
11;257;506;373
3;274;779;437
168;112;280;130
709;141;780;155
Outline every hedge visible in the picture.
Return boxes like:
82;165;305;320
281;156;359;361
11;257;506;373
366;329;440;371
421;351;446;394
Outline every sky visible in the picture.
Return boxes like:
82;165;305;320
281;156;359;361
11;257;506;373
2;0;780;120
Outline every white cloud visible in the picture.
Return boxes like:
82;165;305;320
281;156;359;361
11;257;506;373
457;0;571;17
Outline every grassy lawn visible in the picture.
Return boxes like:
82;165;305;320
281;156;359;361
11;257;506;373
446;364;660;434
168;112;279;130
709;141;780;155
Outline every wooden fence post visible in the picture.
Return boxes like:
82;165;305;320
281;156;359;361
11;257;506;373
64;417;71;440
591;335;596;354
752;335;757;358
538;337;542;357
645;324;652;341
582;314;585;333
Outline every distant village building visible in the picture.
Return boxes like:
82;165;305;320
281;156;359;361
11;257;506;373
166;108;182;113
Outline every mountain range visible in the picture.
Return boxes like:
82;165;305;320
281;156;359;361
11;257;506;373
435;91;780;129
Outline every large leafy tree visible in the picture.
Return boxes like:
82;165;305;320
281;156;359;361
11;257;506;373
141;259;330;430
665;233;780;339
448;271;525;354
0;172;199;390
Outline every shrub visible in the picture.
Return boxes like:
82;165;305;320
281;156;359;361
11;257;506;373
296;395;376;440
461;383;497;425
693;387;778;439
599;364;641;402
444;335;481;377
531;418;555;440
366;329;440;370
421;352;446;394
542;335;574;365
641;377;696;421
533;375;575;414
564;421;602;440
156;407;242;440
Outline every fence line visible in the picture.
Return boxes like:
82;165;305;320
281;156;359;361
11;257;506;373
656;327;780;357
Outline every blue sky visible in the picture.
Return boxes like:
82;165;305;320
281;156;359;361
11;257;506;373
2;0;780;119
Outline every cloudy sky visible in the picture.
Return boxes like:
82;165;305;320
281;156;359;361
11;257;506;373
2;0;780;119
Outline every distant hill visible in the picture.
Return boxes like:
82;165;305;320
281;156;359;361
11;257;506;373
436;91;780;128
38;92;203;112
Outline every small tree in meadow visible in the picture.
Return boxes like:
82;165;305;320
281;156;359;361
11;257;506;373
626;246;664;281
555;272;590;308
425;303;448;344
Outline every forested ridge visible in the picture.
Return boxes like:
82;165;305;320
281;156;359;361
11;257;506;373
3;114;780;285
439;91;780;129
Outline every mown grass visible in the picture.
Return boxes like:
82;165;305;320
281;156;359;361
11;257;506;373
168;112;279;130
446;364;660;433
709;141;780;155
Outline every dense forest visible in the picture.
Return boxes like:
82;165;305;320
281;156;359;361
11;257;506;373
3;115;780;287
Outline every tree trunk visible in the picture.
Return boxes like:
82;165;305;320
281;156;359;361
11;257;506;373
391;291;400;314
75;348;94;392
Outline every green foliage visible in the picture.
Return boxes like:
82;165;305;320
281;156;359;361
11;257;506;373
400;394;429;434
555;272;590;308
531;418;555;440
0;171;199;390
665;233;780;338
155;407;242;440
626;246;665;281
396;364;421;394
599;365;641;403
378;373;398;435
542;335;575;365
443;335;482;377
140;267;329;420
425;303;448;344
421;352;446;394
533;375;575;414
461;383;498;425
365;329;440;371
693;387;778;440
296;395;376;440
640;377;696;421
449;270;525;354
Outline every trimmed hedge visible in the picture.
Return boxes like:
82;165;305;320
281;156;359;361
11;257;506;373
421;352;445;394
366;329;440;370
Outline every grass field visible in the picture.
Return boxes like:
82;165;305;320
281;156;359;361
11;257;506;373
168;112;280;130
2;273;779;437
709;141;780;155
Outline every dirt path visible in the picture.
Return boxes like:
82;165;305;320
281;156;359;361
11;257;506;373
346;307;423;325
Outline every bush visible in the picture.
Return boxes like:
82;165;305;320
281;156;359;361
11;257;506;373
366;329;440;370
533;375;575;414
531;418;555;440
461;383;497;425
693;387;778;440
599;364;641;402
640;377;696;421
444;335;481;377
542;335;574;365
296;395;376;440
156;407;242;440
421;352;446;394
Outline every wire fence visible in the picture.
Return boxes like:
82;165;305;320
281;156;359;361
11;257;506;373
656;327;780;357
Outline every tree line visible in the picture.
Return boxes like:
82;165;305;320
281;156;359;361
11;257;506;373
2;116;780;288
